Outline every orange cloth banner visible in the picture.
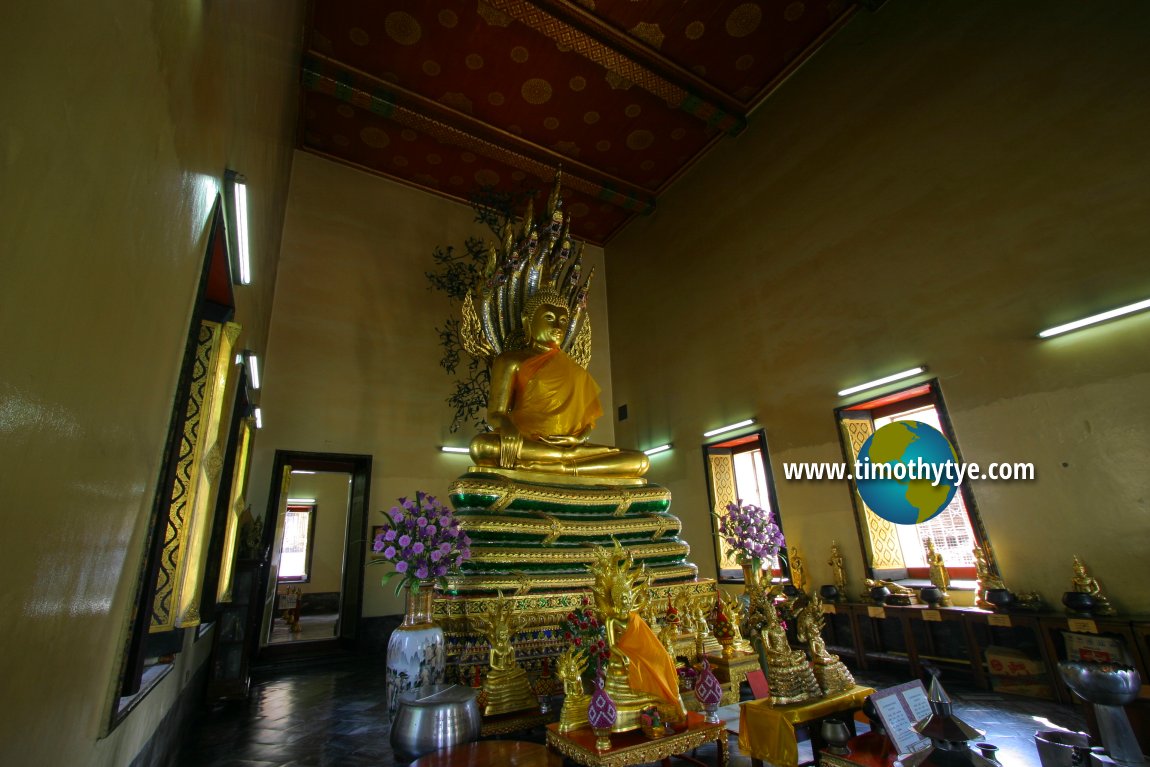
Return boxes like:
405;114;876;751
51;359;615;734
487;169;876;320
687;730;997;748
616;613;681;707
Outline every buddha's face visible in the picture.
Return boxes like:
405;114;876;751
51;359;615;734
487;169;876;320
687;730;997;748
526;301;569;348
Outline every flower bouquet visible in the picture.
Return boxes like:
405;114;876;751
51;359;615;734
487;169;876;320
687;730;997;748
560;596;609;669
715;499;786;570
371;490;472;594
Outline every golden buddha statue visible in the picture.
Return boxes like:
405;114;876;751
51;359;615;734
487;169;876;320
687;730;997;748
1071;555;1115;615
864;578;916;597
828;541;848;602
556;647;590;733
691;593;722;655
924;537;952;607
589;544;684;731
789;544;807;594
795;595;855;695
973;543;1006;609
448;173;697;596
472;593;537;716
462;176;647;480
760;594;821;705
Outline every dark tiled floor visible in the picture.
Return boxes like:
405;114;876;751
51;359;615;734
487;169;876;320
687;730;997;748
179;659;1089;767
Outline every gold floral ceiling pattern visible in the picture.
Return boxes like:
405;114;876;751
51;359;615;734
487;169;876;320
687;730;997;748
300;0;861;244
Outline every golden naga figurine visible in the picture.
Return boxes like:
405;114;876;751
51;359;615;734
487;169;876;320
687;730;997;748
924;537;953;607
789;545;807;594
828;541;848;602
973;543;1006;609
760;594;821;705
461;174;648;479
1071;555;1115;615
795;594;855;695
589;543;683;731
556;646;591;734
717;589;753;654
472;592;537;716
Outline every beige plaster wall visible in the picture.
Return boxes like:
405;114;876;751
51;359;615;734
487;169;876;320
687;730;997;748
284;472;352;595
0;1;303;763
250;152;617;617
607;1;1150;611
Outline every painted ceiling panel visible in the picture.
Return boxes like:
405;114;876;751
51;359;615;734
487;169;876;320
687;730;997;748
299;0;860;244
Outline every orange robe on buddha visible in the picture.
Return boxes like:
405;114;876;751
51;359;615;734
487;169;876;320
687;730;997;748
616;613;683;710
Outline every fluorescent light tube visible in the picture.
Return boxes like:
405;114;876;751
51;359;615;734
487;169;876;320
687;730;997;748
254;407;262;429
703;419;755;438
246;351;260;389
643;444;672;456
233;175;251;285
287;498;316;504
440;446;471;454
291;470;316;475
1038;297;1150;338
837;367;926;397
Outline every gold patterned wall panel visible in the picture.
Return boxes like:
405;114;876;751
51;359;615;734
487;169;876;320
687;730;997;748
838;414;904;571
708;453;737;570
151;319;241;632
216;416;254;603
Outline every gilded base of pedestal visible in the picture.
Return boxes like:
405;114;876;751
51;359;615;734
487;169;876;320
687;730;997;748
482;668;538;716
479;707;553;737
559;693;590;734
766;657;822;706
812;657;855;696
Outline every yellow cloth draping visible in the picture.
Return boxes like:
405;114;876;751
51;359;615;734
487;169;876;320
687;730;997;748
511;345;602;439
737;685;875;767
616;613;681;707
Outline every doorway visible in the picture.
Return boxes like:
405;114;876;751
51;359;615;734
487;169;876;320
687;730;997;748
257;450;371;660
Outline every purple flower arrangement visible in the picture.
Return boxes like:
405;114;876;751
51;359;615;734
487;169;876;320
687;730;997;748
717;500;785;566
372;491;472;594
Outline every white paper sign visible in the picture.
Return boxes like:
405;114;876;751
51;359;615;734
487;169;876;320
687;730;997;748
869;680;933;756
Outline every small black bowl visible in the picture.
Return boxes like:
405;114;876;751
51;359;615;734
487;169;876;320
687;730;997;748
919;586;942;606
1062;591;1097;616
819;584;840;602
782;584;800;598
862;695;884;735
985;588;1015;612
869;584;891;605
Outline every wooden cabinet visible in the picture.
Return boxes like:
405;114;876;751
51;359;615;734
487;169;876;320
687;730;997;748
206;560;264;701
819;602;1150;703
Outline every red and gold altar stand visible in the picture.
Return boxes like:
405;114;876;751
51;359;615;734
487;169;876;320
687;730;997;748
411;741;564;767
738;685;875;767
816;731;897;767
546;712;729;767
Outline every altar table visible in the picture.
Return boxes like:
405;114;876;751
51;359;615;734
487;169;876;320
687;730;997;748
411;741;563;767
546;712;728;767
738;685;875;767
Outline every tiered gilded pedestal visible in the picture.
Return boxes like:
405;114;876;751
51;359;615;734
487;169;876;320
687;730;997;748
437;469;710;687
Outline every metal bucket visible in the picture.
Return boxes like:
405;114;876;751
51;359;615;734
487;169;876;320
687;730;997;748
390;684;480;761
1035;730;1091;767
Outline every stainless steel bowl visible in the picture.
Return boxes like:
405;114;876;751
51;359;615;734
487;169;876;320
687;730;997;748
1057;662;1141;706
390;684;480;761
1034;730;1091;767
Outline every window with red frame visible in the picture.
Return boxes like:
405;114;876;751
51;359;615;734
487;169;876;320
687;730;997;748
837;382;989;581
